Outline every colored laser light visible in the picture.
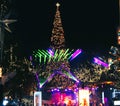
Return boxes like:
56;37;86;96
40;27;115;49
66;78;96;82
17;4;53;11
39;73;55;88
33;49;73;64
70;49;82;60
94;57;109;68
47;49;54;56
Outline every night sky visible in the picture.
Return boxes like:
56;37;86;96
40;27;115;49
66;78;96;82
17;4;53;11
8;0;119;57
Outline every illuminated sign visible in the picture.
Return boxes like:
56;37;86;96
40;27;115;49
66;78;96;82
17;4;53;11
114;101;120;105
78;89;89;106
34;91;42;106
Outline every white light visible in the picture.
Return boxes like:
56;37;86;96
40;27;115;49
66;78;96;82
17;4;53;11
3;100;9;106
102;92;104;104
79;89;89;106
56;3;60;7
34;91;42;106
114;101;120;105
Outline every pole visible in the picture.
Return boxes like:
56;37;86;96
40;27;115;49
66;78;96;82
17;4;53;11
0;26;4;64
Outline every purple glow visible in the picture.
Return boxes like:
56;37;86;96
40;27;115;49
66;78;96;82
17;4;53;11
47;49;54;56
35;73;40;90
57;89;60;91
29;56;32;61
94;57;109;68
65;89;67;91
54;88;57;90
70;49;82;60
51;88;60;92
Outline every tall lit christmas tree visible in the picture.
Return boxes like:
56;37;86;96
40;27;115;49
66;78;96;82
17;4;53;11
34;3;78;89
50;3;65;50
46;2;70;73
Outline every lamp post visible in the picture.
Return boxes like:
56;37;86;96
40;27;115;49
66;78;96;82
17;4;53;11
0;67;3;105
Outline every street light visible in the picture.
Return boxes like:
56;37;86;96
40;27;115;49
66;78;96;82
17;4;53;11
0;67;2;78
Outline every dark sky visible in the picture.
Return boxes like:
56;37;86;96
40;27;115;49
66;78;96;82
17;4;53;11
10;0;119;57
